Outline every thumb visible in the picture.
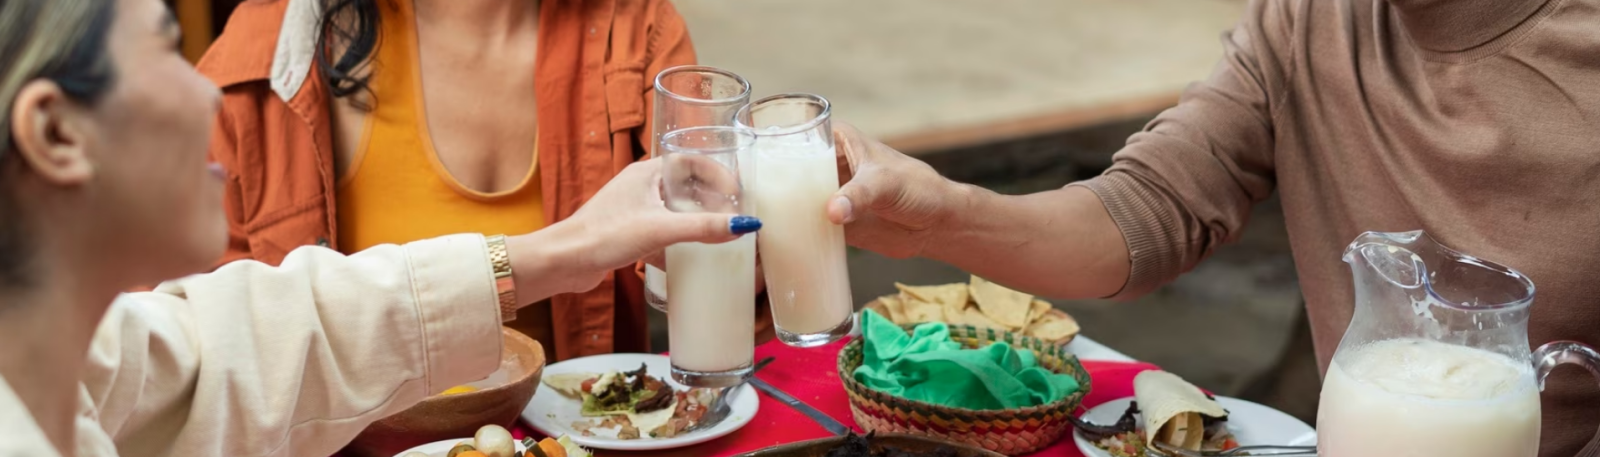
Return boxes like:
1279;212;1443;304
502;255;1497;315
828;127;876;226
653;213;762;246
829;171;884;225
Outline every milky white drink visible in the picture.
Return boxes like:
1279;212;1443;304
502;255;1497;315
1317;338;1541;457
751;137;853;337
665;235;756;372
645;266;667;306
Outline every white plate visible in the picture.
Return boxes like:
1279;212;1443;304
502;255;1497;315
1072;396;1317;457
518;353;758;451
392;438;526;457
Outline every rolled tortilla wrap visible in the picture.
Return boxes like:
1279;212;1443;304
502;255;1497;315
1134;370;1227;451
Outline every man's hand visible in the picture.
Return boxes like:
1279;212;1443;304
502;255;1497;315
827;123;967;259
824;123;1130;300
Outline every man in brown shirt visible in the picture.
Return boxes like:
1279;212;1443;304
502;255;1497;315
830;0;1600;454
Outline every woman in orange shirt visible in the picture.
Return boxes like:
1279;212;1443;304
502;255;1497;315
200;0;769;362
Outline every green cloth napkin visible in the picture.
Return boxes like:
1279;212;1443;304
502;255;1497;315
852;309;1080;410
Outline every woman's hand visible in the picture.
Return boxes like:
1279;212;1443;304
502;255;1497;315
506;159;761;304
827;123;967;258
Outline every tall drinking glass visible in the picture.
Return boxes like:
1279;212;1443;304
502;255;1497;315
736;94;854;347
646;66;753;312
660;126;757;387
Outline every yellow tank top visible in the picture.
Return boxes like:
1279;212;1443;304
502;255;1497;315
336;0;544;254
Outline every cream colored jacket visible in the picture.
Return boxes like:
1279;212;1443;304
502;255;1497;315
0;234;505;457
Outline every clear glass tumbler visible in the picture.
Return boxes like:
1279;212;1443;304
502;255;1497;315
660;126;757;387
646;66;753;312
736;94;854;347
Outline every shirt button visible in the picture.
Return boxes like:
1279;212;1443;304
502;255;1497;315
592;334;599;341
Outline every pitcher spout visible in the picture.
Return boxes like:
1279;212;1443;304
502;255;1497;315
1343;230;1428;290
1342;230;1534;312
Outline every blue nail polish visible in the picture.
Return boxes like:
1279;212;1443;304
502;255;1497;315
730;216;762;235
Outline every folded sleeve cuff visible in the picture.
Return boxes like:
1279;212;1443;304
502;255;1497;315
403;234;504;393
1073;172;1184;301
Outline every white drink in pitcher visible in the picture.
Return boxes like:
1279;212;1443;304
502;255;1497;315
752;140;852;335
1317;338;1541;457
665;235;757;374
1326;231;1600;457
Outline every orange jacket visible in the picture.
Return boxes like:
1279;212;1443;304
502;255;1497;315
199;0;702;360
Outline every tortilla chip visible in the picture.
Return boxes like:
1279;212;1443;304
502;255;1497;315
904;283;972;324
1027;299;1053;324
969;276;1033;329
950;306;1006;329
893;282;929;300
901;296;946;323
1026;312;1081;342
895;283;969;306
876;295;908;324
941;296;970;324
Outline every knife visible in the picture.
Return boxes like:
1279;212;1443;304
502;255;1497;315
748;376;853;436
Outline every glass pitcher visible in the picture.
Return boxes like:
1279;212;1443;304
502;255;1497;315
1317;230;1600;457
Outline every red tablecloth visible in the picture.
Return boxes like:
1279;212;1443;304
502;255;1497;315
512;339;1161;457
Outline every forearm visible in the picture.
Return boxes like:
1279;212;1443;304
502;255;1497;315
506;222;590;306
923;183;1130;299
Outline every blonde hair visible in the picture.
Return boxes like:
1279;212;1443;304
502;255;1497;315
0;0;115;287
0;0;117;149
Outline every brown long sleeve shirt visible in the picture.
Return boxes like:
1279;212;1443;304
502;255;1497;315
1080;0;1600;454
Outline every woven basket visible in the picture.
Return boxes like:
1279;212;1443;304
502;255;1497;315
837;324;1092;456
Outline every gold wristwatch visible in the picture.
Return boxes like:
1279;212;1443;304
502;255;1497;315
485;234;518;322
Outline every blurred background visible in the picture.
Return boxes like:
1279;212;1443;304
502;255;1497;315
173;0;1317;424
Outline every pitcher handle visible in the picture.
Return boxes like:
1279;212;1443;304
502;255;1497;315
1534;341;1600;457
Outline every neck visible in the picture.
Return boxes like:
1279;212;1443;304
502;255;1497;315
0;191;121;454
414;0;540;39
1387;0;1552;52
0;274;115;455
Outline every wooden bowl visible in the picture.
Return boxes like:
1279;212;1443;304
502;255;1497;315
342;327;546;457
732;433;1005;457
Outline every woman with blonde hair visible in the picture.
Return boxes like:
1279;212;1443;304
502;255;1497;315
0;0;758;454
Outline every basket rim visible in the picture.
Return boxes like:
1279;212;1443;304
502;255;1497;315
836;323;1093;418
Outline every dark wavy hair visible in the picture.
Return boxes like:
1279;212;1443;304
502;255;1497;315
0;0;117;288
316;0;381;101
